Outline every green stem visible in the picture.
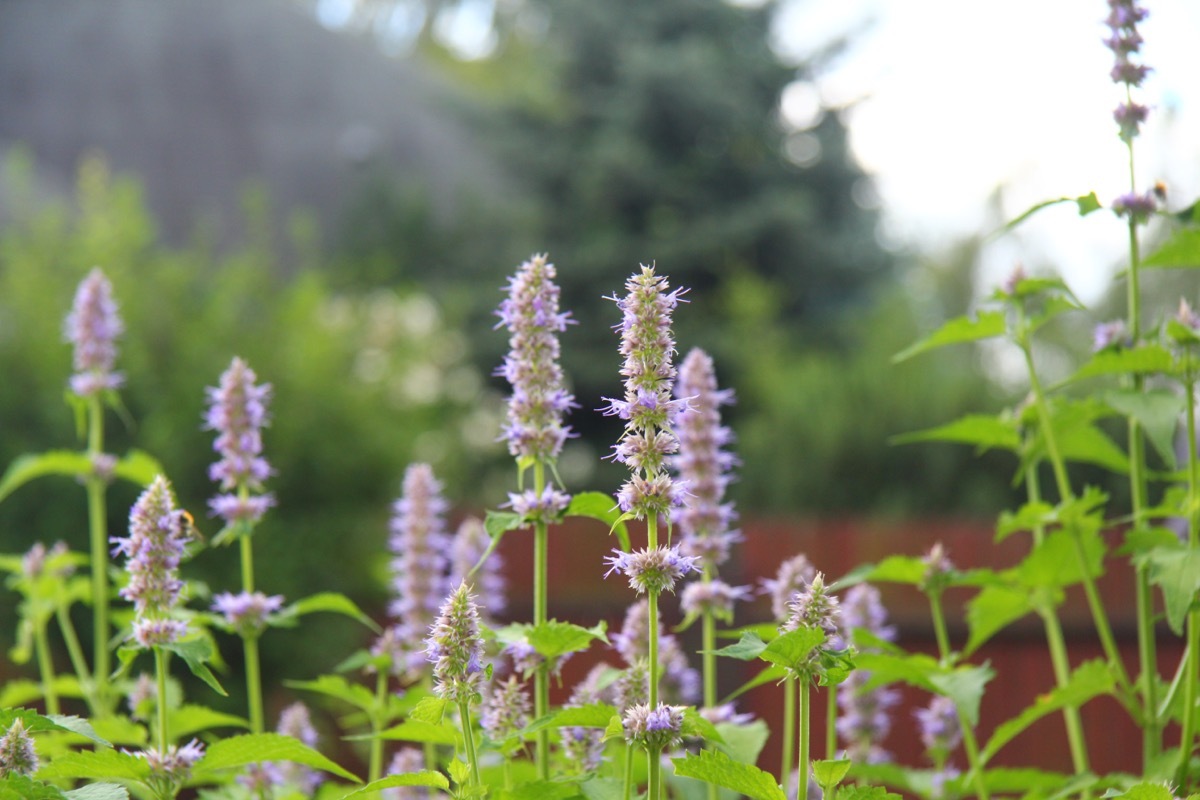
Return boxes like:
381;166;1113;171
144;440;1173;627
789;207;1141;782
826;685;837;759
703;608;718;800
929;591;989;800
86;395;111;713
154;646;170;753
798;676;810;800
623;743;634;800
928;591;951;665
34;619;60;716
782;674;795;798
458;699;482;789
1178;378;1200;787
533;461;551;782
648;745;662;800
648;514;660;711
239;533;264;734
55;604;98;714
369;669;387;783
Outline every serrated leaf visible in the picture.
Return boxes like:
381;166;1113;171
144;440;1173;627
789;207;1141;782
854;654;993;726
168;704;248;739
0;451;93;502
335;771;449;798
981;660;1114;764
0;708;110;747
0;775;68;800
1104;389;1188;468
579;777;625;800
839;785;903;800
890;414;1020;453
995;500;1056;542
285;675;378;713
88;716;147;748
162;638;226;696
1141;545;1200;634
892;310;1007;363
525;703;618;734
500;781;581;800
964;584;1037;656
37;749;150;782
833;556;927;589
681;708;724;745
408;696;450;725
372;719;457;745
929;664;994;728
42;714;112;747
758;626;824;670
714;719;769;765
63;785;129;800
1017;528;1105;590
1068;344;1175;383
812;759;852;787
447;757;471;785
710;630;768;661
523;620;608;660
282;592;379;632
1115;783;1178;800
485;509;524;538
672;749;786;800
567;491;630;551
196;733;359;782
1144;226;1200;269
112;450;164;487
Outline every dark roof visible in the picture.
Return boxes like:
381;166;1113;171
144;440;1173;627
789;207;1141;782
0;0;499;245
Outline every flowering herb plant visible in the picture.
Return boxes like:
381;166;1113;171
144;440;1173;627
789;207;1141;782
5;3;1200;799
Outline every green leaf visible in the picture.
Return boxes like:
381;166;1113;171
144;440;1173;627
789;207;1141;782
758;626;824;671
995;500;1056;542
372;719;457;745
525;703;618;734
285;675;378;713
981;660;1114;764
334;772;449;799
672;750;786;800
710;630;768;661
111;450;164;487
892;310;1007;363
1104;389;1188;468
196;733;359;783
1000;193;1102;234
485;509;524;538
162;638;227;696
41;714;112;748
1067;344;1175;383
447;758;471;786
1111;783;1177;800
929;664;994;728
408;696;450;725
0;708;110;748
833;556;927;589
168;704;249;739
0;451;93;502
964;584;1037;656
579;777;625;800
567;490;630;551
839;786;903;800
1144;226;1200;269
854;654;994;726
714;719;769;765
812;759;852;788
496;620;608;661
1017;528;1105;590
1141;544;1200;634
499;781;582;800
0;775;68;800
281;592;380;632
681;708;725;745
890;414;1020;453
722;664;787;701
37;749;150;782
63;785;129;800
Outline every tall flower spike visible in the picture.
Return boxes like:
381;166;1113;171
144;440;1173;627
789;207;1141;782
837;584;900;764
561;664;612;774
449;516;506;619
276;702;323;793
0;719;38;777
495;253;576;462
64;267;125;397
780;572;845;675
761;553;817;622
425;581;486;704
672;348;741;570
481;675;532;742
604;264;689;520
383;463;452;677
204;357;275;527
111;475;194;648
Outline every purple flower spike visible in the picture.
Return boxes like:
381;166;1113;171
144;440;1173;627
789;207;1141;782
605;265;689;521
64;267;125;397
204;357;275;526
275;702;323;793
680;579;752;622
0;719;39;777
495;254;577;462
450;516;506;618
425;581;486;704
507;486;571;526
1112;190;1156;224
481;675;532;741
780;572;845;676
211;590;284;637
111;475;195;649
837;584;899;763
136;740;205;791
672;348;740;571
604;545;699;596
1092;319;1130;352
761;553;817;622
383;463;452;677
384;749;429;800
621;702;687;751
916;695;962;757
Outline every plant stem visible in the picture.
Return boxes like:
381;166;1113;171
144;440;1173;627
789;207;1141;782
648;746;662;800
929;590;990;800
702;605;719;800
458;698;482;789
239;531;264;734
1178;377;1200;788
648;514;660;712
623;743;634;800
154;646;170;753
56;604;98;714
34;619;60;716
782;674;795;799
826;685;837;760
369;669;387;783
86;394;112;713
533;460;551;782
798;676;810;800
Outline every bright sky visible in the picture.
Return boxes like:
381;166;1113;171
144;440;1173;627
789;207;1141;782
774;0;1200;302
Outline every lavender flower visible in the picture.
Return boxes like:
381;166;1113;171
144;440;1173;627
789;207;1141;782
699;703;755;726
603;545;699;595
761;554;817;622
920;543;955;592
916;695;962;758
495;253;576;462
603;265;689;521
204;357;275;526
137;739;206;798
672;348;740;570
0;719;38;777
613;659;651;710
1178;298;1200;332
622;702;687;752
780;572;845;676
680;579;752;623
481;675;532;742
64;267;124;397
382;463;451;677
561;664;613;774
425;581;486;704
110;475;194;649
837;584;900;764
20;541;73;581
275;701;323;793
1092;319;1130;352
1112;190;1156;223
610;599;699;704
1105;0;1151;95
384;748;430;800
211;590;285;637
506;485;571;527
127;673;157;720
449;516;506;619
